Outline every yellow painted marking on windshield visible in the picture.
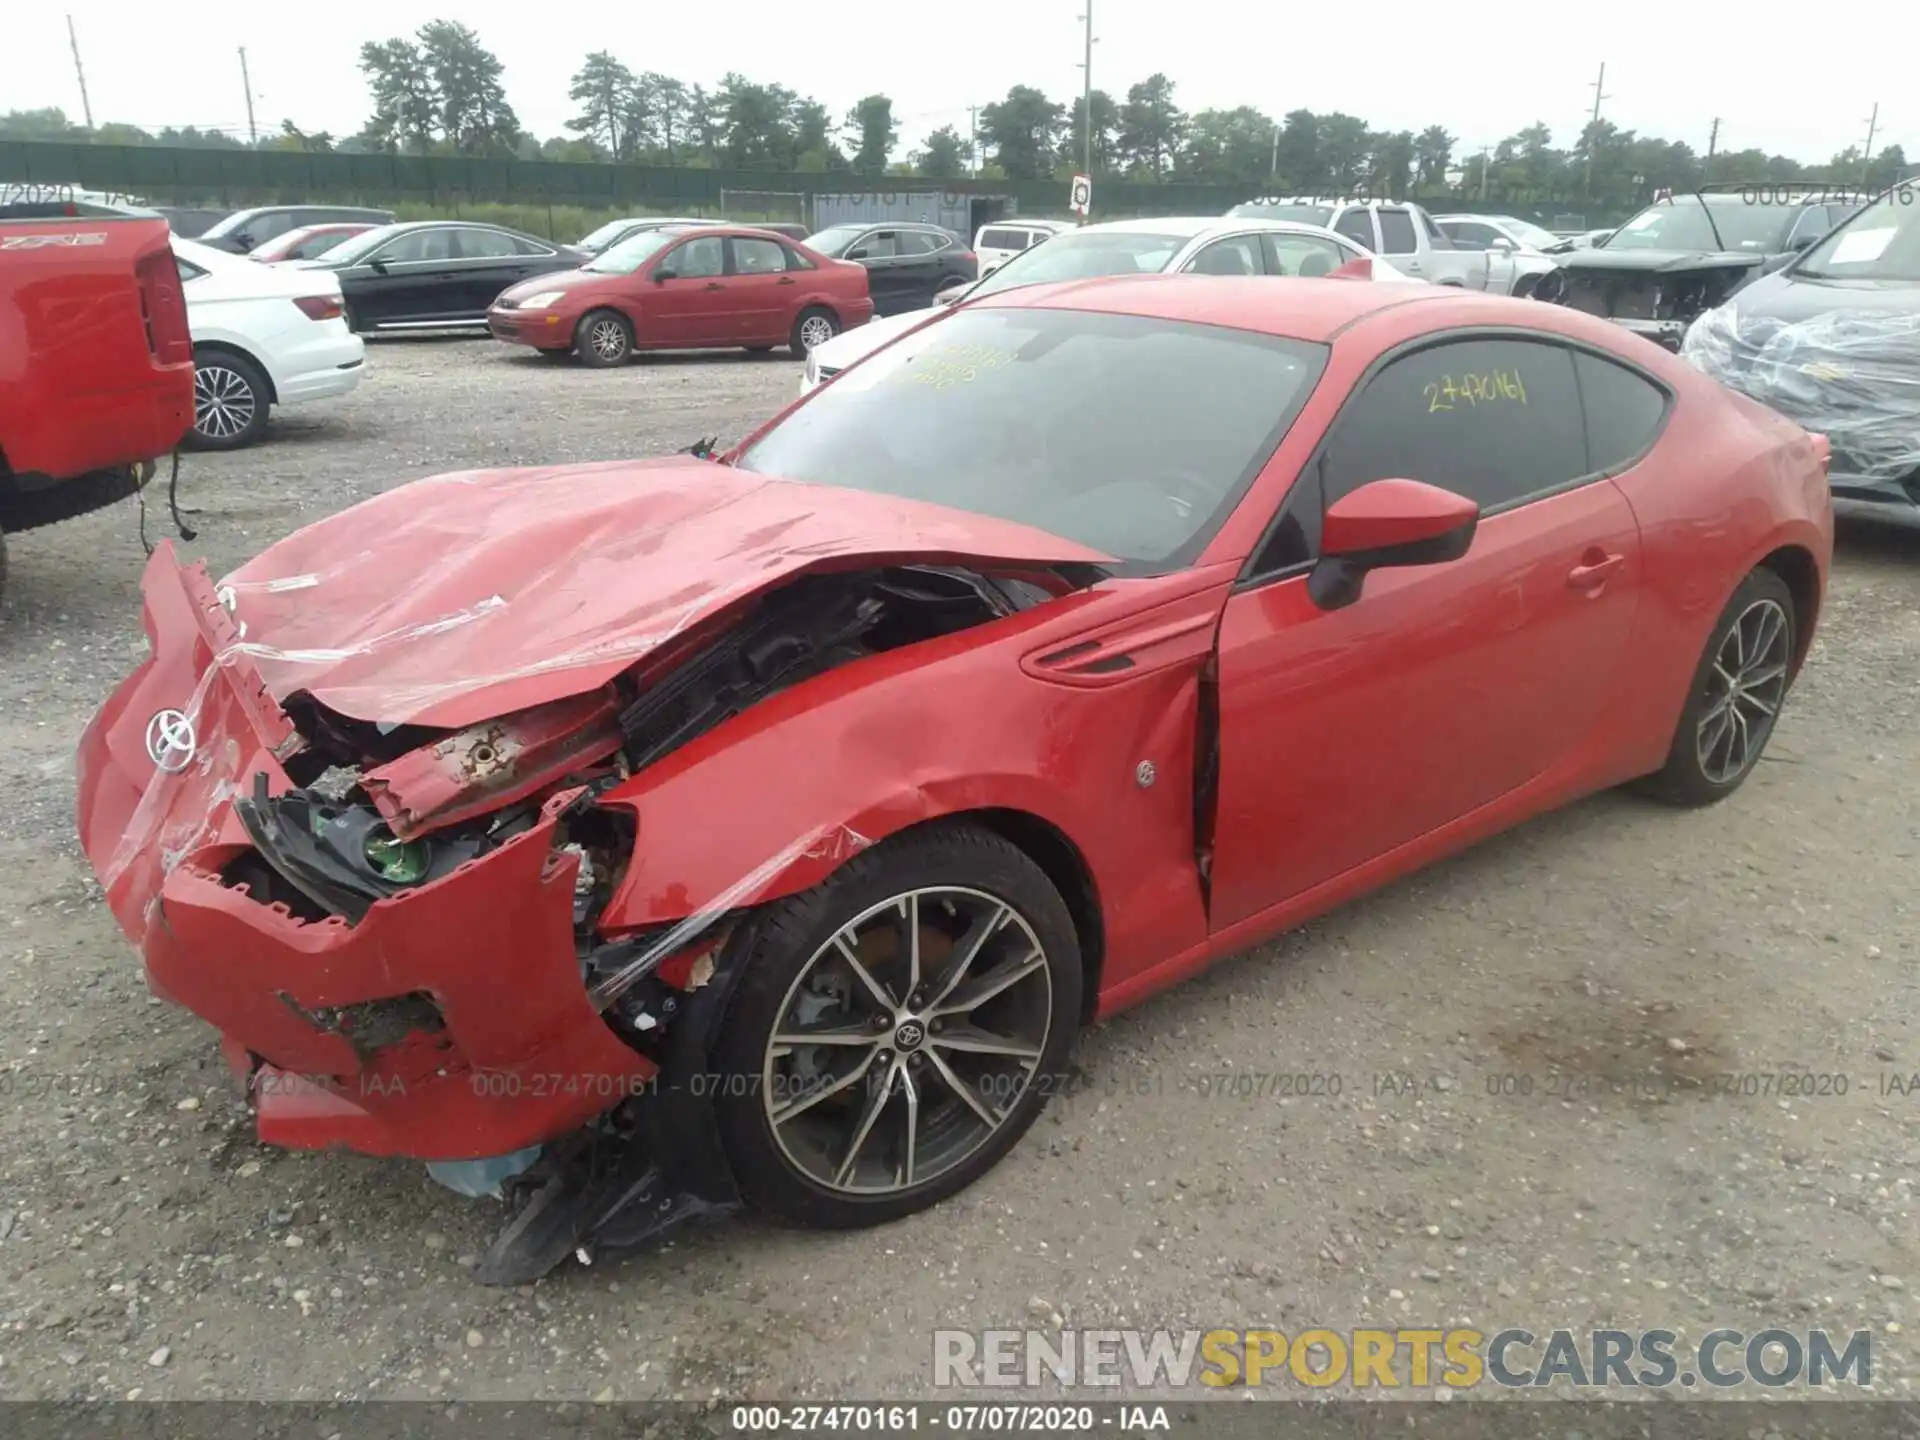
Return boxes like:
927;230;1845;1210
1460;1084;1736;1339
1424;368;1526;413
892;344;1013;391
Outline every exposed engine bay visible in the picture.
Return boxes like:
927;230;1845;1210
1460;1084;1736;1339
231;564;1067;936
1535;262;1758;349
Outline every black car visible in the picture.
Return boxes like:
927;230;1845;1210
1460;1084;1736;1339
1681;180;1920;524
1535;185;1868;349
197;205;397;254
305;222;586;333
801;221;977;314
575;215;705;256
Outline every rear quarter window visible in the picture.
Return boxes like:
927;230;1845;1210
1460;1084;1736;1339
1574;350;1670;472
980;228;1025;249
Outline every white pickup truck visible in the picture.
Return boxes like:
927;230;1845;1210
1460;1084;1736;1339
1227;197;1493;289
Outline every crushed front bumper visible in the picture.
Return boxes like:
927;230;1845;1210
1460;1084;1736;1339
74;544;655;1161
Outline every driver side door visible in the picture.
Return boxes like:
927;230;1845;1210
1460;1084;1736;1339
1206;335;1645;933
644;235;734;347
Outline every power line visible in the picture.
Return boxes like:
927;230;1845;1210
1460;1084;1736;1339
66;15;93;130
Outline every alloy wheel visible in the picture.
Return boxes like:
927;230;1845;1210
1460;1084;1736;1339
588;317;628;362
1696;597;1790;785
798;314;836;351
194;364;257;441
761;886;1054;1196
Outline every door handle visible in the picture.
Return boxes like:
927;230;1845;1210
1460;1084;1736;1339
705;282;725;290
777;277;796;285
1568;552;1626;589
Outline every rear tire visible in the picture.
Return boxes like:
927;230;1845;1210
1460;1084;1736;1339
709;822;1082;1229
790;307;840;358
575;309;632;368
1637;567;1797;807
188;347;271;450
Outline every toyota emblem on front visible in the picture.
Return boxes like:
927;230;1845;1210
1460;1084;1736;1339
145;709;198;774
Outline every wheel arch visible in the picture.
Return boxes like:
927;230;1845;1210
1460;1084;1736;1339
930;807;1106;1026
1756;542;1822;678
194;339;279;404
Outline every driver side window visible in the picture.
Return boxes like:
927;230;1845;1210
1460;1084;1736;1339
663;236;725;278
371;228;457;264
1252;338;1586;576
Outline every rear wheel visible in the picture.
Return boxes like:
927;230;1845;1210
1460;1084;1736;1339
1638;567;1796;806
189;348;271;450
575;309;632;368
710;823;1082;1229
790;307;839;358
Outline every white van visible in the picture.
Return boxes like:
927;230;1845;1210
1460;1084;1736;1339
973;219;1072;276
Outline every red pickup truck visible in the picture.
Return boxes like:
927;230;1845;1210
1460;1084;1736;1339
0;200;196;601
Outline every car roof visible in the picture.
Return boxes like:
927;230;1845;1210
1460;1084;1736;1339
979;273;1683;358
979;272;1436;338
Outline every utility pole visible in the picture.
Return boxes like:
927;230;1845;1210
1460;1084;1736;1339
66;15;94;131
1077;2;1096;181
239;47;259;146
969;104;979;179
1584;61;1610;197
1705;117;1719;183
1271;124;1279;178
1862;102;1880;182
1479;147;1491;200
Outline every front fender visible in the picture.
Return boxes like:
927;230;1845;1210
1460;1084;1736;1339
592;600;1219;1002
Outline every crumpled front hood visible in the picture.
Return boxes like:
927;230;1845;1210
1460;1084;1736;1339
1560;247;1766;275
217;456;1111;728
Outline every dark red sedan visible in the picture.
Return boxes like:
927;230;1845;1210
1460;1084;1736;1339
487;223;873;365
76;275;1829;1283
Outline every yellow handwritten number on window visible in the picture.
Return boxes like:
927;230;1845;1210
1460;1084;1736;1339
1424;368;1526;413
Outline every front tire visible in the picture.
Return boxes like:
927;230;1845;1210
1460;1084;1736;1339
575;309;632;368
189;348;271;450
710;823;1082;1229
791;307;839;358
1638;567;1796;806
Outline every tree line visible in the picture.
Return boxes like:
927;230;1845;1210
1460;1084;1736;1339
3;20;1909;210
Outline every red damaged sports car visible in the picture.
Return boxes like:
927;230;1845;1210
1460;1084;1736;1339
76;275;1831;1283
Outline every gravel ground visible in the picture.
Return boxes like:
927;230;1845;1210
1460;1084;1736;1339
1;337;1919;1404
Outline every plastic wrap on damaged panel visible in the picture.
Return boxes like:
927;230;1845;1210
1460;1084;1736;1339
1683;300;1920;484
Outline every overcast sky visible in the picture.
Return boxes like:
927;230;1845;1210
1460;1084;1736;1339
11;3;1905;166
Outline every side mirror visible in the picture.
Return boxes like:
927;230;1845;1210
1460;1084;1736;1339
935;284;969;306
1489;237;1516;253
1788;232;1819;251
653;267;677;282
1307;478;1479;611
846;247;869;261
367;258;389;274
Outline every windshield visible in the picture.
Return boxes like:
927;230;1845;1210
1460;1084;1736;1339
313;225;404;266
1229;202;1333;225
584;229;679;275
579;218;642;251
1499;218;1562;249
1795;184;1920;281
960;229;1187;301
1603;197;1791;253
804;225;870;258
734;307;1326;570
